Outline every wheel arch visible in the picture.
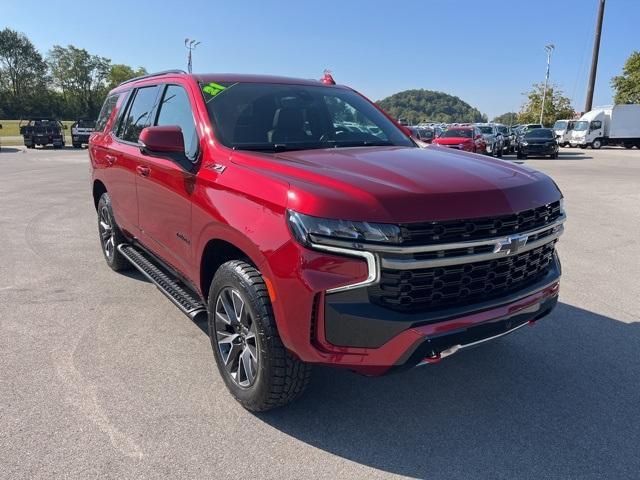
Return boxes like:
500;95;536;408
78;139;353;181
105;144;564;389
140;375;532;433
92;179;107;211
198;234;269;302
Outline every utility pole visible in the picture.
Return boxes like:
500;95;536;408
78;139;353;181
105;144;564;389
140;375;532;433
184;38;201;73
540;44;555;126
585;0;606;112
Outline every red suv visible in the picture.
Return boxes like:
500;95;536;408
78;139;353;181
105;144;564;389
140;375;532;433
90;71;565;411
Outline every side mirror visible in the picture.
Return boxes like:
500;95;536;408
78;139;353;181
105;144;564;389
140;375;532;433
139;126;185;155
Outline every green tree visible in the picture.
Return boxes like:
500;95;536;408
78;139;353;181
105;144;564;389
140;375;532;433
492;112;518;125
611;51;640;104
377;89;486;124
517;83;575;126
47;45;111;118
0;28;48;117
107;64;148;90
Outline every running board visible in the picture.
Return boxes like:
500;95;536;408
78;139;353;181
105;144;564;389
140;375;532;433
117;244;208;322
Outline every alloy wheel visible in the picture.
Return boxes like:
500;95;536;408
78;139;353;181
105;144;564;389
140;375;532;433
99;205;115;260
215;287;258;388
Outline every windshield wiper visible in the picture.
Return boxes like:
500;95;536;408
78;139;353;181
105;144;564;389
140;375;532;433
324;140;395;148
233;143;303;152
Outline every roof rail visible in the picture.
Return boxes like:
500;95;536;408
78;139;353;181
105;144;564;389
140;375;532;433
118;69;187;87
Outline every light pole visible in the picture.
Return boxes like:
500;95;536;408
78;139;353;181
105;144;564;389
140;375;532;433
585;0;606;112
184;38;201;73
539;44;554;126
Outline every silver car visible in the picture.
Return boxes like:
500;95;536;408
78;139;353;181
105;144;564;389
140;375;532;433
474;123;504;157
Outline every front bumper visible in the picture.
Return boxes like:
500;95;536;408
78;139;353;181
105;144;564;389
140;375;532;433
519;144;558;156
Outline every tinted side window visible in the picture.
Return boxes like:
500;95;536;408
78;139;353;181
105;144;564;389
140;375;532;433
155;85;199;160
95;94;119;132
591;120;602;130
120;86;160;142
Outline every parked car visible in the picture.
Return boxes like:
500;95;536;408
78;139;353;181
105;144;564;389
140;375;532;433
516;128;559;159
553;119;576;147
407;126;435;145
91;70;565;411
569;105;640;149
475;123;504;157
19;119;66;149
431;126;486;152
71;119;96;148
496;124;515;153
516;123;543;141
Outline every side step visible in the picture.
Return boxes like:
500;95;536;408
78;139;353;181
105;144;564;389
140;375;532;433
117;244;208;322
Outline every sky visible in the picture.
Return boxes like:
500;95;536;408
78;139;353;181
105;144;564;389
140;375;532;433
2;0;639;119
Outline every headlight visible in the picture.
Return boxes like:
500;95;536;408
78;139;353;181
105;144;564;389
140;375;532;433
521;141;528;146
287;210;401;246
559;198;565;215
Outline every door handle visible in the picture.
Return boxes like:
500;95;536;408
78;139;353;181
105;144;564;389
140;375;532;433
136;165;151;177
105;154;117;166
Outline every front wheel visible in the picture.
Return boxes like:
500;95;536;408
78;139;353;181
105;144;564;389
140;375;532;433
97;192;131;271
591;139;602;149
208;260;311;411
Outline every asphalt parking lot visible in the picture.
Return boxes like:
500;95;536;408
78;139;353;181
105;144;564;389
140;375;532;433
1;146;639;479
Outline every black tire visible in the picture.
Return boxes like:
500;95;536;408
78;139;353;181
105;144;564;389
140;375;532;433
516;152;523;159
73;143;81;148
591;139;602;149
623;142;633;149
496;145;503;158
208;260;311;412
97;192;131;272
551;152;558;159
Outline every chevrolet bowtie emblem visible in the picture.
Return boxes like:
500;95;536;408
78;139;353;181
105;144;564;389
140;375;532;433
493;234;529;255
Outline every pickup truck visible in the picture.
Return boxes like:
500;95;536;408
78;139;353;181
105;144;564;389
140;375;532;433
19;118;66;149
90;71;565;411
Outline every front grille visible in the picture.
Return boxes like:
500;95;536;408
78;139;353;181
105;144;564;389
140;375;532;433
369;241;556;313
399;201;561;246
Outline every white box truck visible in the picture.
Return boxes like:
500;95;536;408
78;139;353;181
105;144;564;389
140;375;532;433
570;104;640;149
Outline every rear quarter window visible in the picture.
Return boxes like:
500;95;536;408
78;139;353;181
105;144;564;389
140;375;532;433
95;94;119;132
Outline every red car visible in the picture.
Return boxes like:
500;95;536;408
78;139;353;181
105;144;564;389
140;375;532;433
90;71;565;411
432;126;486;153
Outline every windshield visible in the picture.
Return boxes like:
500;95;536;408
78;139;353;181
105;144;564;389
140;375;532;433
441;128;473;138
201;82;414;152
77;120;95;128
497;126;508;134
524;128;554;139
553;120;567;130
478;126;493;134
574;121;588;131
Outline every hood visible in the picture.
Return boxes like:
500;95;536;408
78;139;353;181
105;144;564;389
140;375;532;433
522;136;556;143
231;146;562;223
434;137;472;145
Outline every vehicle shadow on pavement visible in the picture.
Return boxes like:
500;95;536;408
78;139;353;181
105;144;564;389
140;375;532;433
0;147;22;154
258;303;640;478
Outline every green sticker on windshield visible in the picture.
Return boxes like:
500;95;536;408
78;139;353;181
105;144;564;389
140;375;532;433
202;82;227;97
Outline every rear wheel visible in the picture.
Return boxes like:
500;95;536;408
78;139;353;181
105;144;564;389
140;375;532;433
623;142;633;149
97;193;131;272
208;260;311;411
